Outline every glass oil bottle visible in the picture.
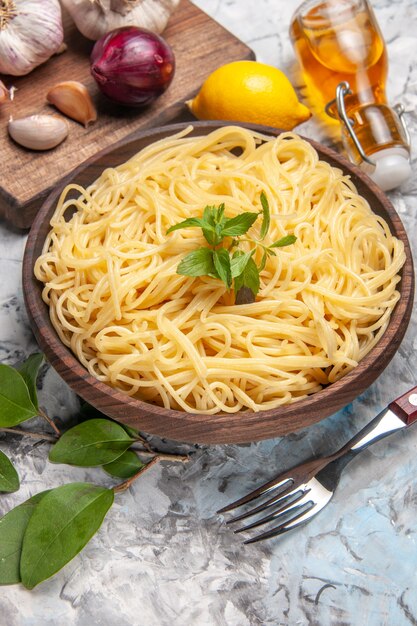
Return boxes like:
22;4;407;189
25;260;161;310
290;0;411;190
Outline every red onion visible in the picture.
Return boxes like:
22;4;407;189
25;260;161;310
90;27;175;107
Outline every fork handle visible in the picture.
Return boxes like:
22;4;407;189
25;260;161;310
389;385;417;425
328;384;417;461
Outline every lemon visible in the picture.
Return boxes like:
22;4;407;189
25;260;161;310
187;60;311;131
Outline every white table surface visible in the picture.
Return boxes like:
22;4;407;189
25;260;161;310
1;1;417;624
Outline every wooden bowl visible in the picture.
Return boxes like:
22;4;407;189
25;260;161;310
23;121;414;444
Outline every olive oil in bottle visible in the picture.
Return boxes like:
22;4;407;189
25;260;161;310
290;0;410;190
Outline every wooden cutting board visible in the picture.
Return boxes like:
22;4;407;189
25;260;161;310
0;0;254;230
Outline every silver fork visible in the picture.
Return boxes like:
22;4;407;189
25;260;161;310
218;384;417;544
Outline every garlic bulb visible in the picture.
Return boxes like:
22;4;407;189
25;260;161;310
0;0;64;76
61;0;180;41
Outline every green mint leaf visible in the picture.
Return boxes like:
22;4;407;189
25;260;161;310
103;450;144;479
203;205;217;225
213;248;232;288
230;250;253;278
234;257;260;304
270;234;297;248
220;212;259;237
17;353;44;410
166;217;214;235
201;205;226;245
258;249;268;273
0;364;38;427
20;483;114;589
203;205;214;224
177;248;215;277
0;490;50;585
0;450;19;493
215;203;226;224
48;419;135;467
203;204;226;227
202;228;219;246
259;192;271;240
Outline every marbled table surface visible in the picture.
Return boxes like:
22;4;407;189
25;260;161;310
1;1;417;624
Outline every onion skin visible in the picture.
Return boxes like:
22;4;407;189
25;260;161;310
90;26;175;107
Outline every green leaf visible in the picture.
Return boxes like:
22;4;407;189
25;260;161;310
203;204;225;227
0;451;19;493
48;419;135;467
220;212;259;237
259;192;270;240
121;424;141;440
103;450;144;479
270;234;297;248
17;353;44;410
215;204;226;224
234;257;260;304
177;248;215;278
166;217;214;235
213;248;232;288
230;250;253;279
202;205;226;245
20;483;114;589
79;404;141;438
0;364;38;427
203;205;216;225
79;405;142;441
258;249;268;272
0;491;50;585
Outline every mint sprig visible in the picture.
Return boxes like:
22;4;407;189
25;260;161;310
167;193;296;303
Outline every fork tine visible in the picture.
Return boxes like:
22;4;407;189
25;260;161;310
226;483;306;525
243;502;319;545
217;477;293;514
234;489;312;534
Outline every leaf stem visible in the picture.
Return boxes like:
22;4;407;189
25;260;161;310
0;427;57;442
113;451;189;493
38;407;61;437
142;452;189;463
132;435;154;453
113;455;160;493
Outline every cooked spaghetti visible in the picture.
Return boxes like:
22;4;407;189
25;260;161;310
34;126;405;414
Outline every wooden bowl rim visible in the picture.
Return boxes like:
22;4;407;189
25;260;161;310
23;120;415;444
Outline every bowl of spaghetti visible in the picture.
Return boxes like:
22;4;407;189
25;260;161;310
23;121;414;444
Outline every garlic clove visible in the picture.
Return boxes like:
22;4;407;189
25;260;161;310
8;115;69;151
0;80;8;103
47;81;97;127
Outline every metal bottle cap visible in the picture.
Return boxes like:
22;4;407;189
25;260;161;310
325;82;411;190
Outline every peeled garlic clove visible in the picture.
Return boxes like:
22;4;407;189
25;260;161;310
8;115;69;151
47;81;97;127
